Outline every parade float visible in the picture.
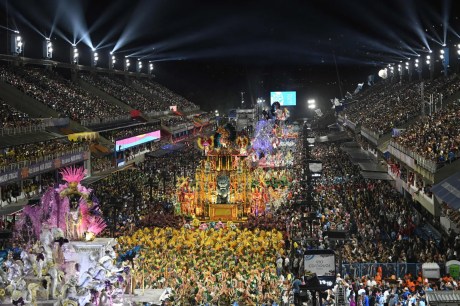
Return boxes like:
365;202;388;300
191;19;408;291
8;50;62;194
0;167;143;306
175;103;297;221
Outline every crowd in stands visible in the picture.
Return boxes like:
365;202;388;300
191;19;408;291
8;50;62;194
0;98;41;129
161;116;193;127
80;73;164;113
343;74;460;135
394;102;460;163
0;64;126;122
133;79;198;111
0;139;88;168
101;123;161;142
91;156;114;173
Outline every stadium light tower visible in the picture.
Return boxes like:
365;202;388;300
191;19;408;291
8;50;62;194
91;49;99;68
136;59;143;73
148;61;154;74
109;52;116;69
426;54;434;79
405;61;412;81
414;58;421;80
457;44;460;73
440;48;449;77
11;31;23;55
124;57;130;71
71;44;79;65
43;38;53;59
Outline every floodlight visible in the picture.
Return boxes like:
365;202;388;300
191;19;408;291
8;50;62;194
109;53;116;69
91;51;99;67
11;32;23;55
149;61;154;74
124;58;131;71
43;38;53;59
440;49;445;54
71;45;79;64
137;60;143;72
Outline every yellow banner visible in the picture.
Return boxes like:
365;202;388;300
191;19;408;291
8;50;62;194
68;132;99;142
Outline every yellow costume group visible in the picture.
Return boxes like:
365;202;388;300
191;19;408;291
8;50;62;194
117;226;287;305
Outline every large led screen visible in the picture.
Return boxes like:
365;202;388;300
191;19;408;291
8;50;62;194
115;130;161;151
270;91;297;106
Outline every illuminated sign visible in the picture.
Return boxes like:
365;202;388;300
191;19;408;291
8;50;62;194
115;130;161;151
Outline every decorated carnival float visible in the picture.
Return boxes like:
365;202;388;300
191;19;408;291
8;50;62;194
175;103;298;221
0;167;157;306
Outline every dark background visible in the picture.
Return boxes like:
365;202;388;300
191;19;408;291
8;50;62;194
0;0;458;117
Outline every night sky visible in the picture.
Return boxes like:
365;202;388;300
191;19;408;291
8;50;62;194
1;0;459;116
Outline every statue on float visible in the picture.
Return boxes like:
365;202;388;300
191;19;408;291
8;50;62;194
0;166;130;306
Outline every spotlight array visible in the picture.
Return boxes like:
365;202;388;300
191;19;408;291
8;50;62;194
124;57;131;71
71;45;79;64
149;61;154;74
109;53;116;69
43;38;53;59
92;50;99;67
11;32;23;55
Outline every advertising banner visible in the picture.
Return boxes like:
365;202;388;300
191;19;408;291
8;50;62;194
304;249;336;289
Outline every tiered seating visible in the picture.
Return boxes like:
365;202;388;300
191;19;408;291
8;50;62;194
0;65;126;122
394;102;460;162
343;75;460;135
0;98;40;129
79;73;161;113
132;79;198;111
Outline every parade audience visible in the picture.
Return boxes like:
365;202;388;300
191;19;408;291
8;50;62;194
100;123;161;142
394;102;460;163
80;73;165;113
0;139;89;168
132;79;198;111
0;98;41;129
343;74;460;136
0;64;126;122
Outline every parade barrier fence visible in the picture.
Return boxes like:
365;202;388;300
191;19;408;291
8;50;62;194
341;262;446;280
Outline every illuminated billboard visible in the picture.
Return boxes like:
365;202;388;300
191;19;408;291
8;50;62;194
270;91;297;106
115;130;161;151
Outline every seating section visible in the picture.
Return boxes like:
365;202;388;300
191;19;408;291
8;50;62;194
343;75;460;135
0;97;40;129
0;64;126;122
394;102;460;162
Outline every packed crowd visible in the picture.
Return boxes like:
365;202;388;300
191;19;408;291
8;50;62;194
394;102;460;162
0;64;126;122
133;79;198;111
162;116;193;127
0;98;41;129
101;122;161;142
90;156;114;173
91;144;201;236
343;74;460;135
80;73;166;113
0;139;89;167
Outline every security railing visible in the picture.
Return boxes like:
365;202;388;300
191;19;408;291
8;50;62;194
0;145;89;174
389;140;441;173
80;115;131;127
0;123;46;136
341;262;441;280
